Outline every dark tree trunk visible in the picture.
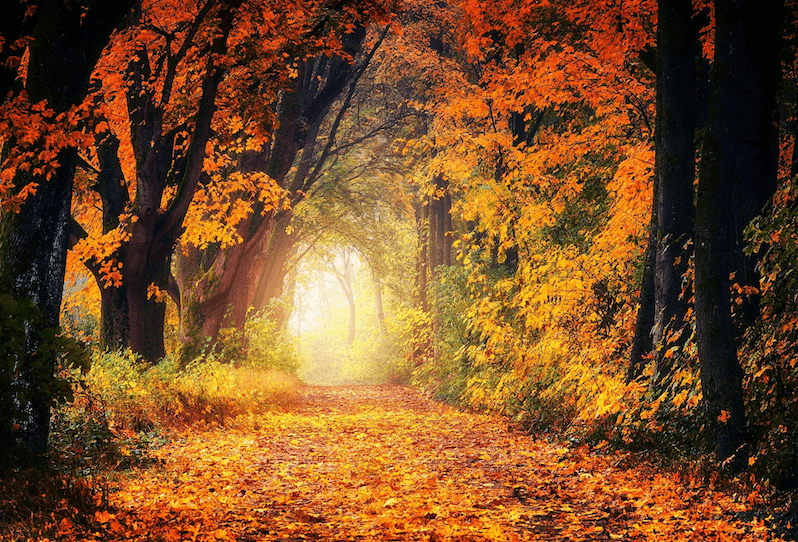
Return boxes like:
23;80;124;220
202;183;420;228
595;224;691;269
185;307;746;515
100;281;130;351
628;199;657;382
0;2;40;98
414;200;429;313
651;0;697;385
0;0;135;466
695;0;782;466
726;21;782;330
443;190;454;266
252;216;301;317
428;174;453;272
85;3;240;363
94;134;132;350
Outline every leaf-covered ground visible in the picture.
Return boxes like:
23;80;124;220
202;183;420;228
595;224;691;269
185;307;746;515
54;385;779;541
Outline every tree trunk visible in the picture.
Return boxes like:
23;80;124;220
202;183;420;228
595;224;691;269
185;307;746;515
428;174;453;273
373;267;386;334
627;200;657;382
651;0;697;385
726;18;782;330
0;0;135;466
93;134;132;350
178;30;371;351
99;281;130;351
443;190;454;266
335;255;356;346
414;200;429;313
86;4;239;363
126;247;171;361
695;0;782;466
252;216;301;317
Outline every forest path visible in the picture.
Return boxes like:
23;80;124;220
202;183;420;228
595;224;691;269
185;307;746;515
88;385;774;541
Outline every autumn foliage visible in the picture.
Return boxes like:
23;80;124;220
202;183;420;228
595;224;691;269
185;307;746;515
2;0;798;539
1;387;786;541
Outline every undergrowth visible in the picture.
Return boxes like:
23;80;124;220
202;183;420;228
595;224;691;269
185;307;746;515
1;335;301;541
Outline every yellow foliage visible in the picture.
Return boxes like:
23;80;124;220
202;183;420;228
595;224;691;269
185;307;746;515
71;352;301;433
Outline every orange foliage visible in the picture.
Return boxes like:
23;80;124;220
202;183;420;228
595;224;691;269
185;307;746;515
0;92;97;211
407;0;656;430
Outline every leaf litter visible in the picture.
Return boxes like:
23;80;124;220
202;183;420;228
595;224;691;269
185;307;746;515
48;385;780;541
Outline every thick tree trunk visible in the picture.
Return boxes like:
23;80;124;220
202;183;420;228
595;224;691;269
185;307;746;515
252;216;300;316
100;281;130;350
88;3;239;363
651;0;696;385
126;247;171;361
0;156;75;463
0;0;135;466
725;17;781;330
176;242;233;360
695;0;782;466
180;210;279;354
93;134;132;350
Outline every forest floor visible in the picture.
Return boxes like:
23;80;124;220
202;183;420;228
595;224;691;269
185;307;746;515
21;385;786;541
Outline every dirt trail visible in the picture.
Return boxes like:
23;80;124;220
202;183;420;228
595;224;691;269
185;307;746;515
79;385;775;541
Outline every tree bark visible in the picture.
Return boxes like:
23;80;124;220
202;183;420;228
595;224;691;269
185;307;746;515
651;0;697;385
0;0;136;466
85;2;240;362
427;174;453;273
414;199;429;313
695;0;782;466
251;216;301;318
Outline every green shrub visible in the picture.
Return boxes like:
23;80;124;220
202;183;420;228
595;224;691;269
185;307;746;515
48;348;301;475
244;316;301;373
0;294;89;469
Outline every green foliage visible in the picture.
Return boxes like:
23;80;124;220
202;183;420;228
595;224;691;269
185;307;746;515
0;294;89;469
540;154;612;250
741;177;798;488
609;353;706;458
244;315;301;373
410;265;474;403
212;322;247;365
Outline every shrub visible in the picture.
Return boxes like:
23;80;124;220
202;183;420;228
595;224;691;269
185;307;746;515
0;294;89;469
244;316;301;373
48;349;301;473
